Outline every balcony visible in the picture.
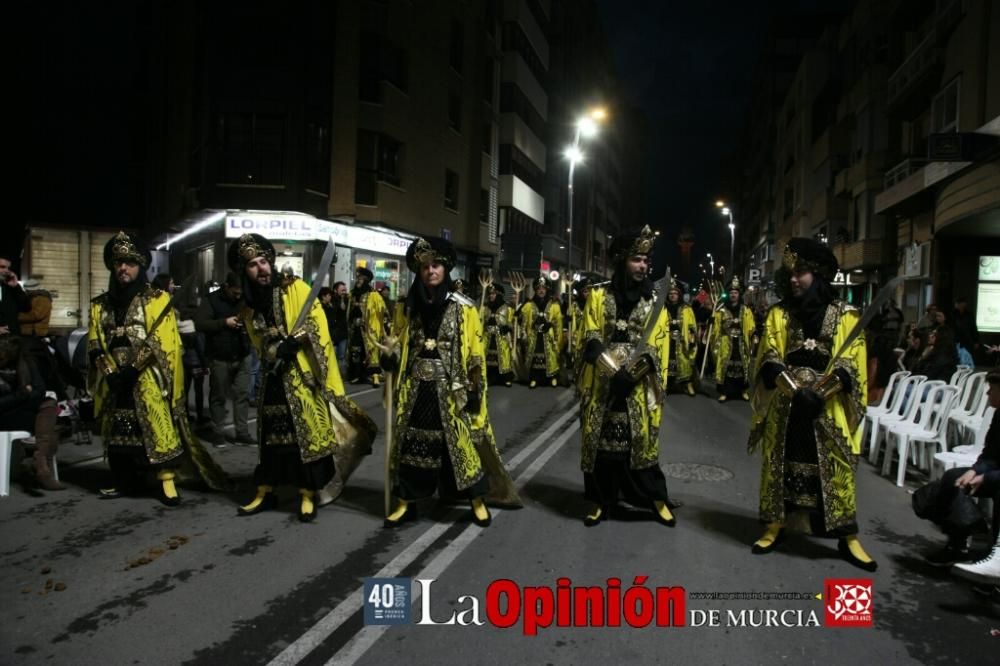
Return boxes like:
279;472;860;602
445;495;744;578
810;188;848;227
834;168;850;197
832;238;888;270
883;157;931;189
887;30;944;117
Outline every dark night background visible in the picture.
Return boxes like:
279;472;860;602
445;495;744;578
9;1;853;275
594;0;851;272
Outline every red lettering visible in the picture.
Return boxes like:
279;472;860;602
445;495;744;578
573;586;605;627
556;578;572;627
522;586;555;636
623;576;654;628
655;586;686;627
485;579;520;628
607;578;622;627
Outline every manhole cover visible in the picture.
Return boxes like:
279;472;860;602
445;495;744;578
663;462;734;482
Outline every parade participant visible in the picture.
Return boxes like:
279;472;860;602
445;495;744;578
480;283;515;387
518;276;562;388
666;279;698;396
749;238;876;571
578;225;675;527
347;267;389;386
88;232;229;504
568;278;591;368
380;237;518;527
231;234;376;522
710;276;755;402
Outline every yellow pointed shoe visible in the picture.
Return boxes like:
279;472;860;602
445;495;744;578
298;489;317;523
838;536;878;572
529;380;537;389
653;501;676;527
550;377;558;387
686;383;696;396
157;470;181;507
751;522;785;554
717;394;728;403
383;499;417;528
471;497;492;527
583;504;605;527
741;390;750;401
238;485;277;516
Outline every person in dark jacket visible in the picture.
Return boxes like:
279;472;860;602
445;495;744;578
194;272;253;446
912;327;958;382
0;254;30;336
0;335;63;490
922;369;1000;568
320;282;349;372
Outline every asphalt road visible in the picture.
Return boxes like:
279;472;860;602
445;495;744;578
1;382;997;664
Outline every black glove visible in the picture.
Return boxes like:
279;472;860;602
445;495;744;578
832;367;853;396
379;353;399;374
610;367;638;399
465;390;482;414
583;338;606;364
275;336;302;361
791;388;825;420
759;362;785;390
499;325;512;335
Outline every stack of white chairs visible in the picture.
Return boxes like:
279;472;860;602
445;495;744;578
867;374;928;466
881;383;959;487
946;371;989;448
862;370;909;458
933;405;995;480
1;431;35;498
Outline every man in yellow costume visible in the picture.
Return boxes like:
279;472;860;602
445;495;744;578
518;276;562;388
749;238;876;571
481;283;515;387
666;279;698;396
578;226;676;528
231;234;376;522
347;266;388;386
710;276;755;402
567;277;591;369
88;232;229;505
381;237;518;527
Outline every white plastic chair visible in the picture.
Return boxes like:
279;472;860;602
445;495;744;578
867;373;924;464
949;366;973;387
948;373;990;448
883;384;959;487
870;375;933;466
861;370;909;455
0;431;33;498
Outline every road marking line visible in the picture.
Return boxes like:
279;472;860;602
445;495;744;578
328;421;581;666
265;408;579;666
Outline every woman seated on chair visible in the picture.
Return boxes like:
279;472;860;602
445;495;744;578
0;336;64;491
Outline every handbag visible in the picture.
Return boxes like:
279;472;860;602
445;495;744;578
912;480;987;533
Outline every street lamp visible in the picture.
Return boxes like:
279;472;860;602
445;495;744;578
716;202;736;275
565;107;608;278
706;253;714;277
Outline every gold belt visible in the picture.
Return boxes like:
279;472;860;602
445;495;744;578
410;358;447;381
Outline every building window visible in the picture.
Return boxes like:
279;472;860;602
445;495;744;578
482;56;495;104
932;76;960;133
444;169;460;211
499;82;546;141
448;93;462;132
480;189;489;224
216;111;285;187
450;19;464;73
482;122;493;155
501;22;547;88
358;31;408;102
304;120;330;195
356;130;403;205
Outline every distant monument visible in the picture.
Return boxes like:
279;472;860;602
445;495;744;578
677;227;695;282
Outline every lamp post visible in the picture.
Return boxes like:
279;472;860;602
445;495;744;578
565;107;607;279
706;253;714;277
715;201;735;276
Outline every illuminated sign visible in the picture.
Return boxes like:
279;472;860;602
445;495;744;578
225;212;412;257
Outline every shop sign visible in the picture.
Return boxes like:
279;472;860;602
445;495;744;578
225;212;411;256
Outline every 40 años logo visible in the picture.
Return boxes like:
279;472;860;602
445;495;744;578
416;576;686;634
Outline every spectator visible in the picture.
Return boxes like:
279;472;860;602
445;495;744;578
901;327;925;372
320;282;349;372
916;304;938;332
0;335;63;490
921;369;1000;567
0;254;30;336
913;327;958;382
195;271;253;447
18;279;66;400
952;297;979;360
877;300;905;345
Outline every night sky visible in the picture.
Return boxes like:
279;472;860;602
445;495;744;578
594;0;852;277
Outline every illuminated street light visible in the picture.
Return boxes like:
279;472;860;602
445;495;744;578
716;202;736;274
566;106;608;277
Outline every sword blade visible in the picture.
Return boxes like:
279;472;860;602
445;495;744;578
829;275;904;364
288;236;337;336
627;265;671;367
